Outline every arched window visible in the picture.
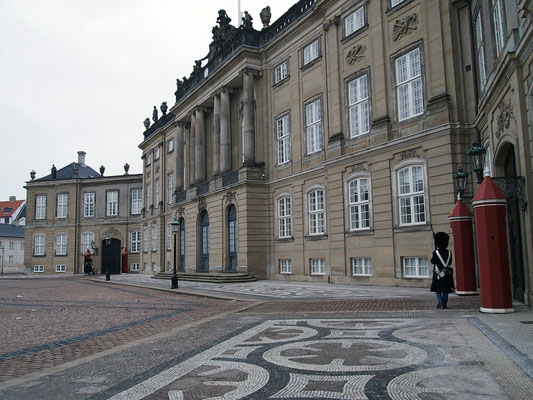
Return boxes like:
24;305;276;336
199;210;209;271
228;205;237;271
395;162;427;226
346;175;371;231
277;195;292;238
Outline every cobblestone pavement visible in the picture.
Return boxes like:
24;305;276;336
1;276;533;399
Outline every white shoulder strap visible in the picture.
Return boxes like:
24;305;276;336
436;249;451;268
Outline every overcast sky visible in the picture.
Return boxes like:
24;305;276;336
0;0;291;201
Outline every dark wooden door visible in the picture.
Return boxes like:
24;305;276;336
102;238;121;274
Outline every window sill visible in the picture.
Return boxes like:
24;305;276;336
272;76;290;89
341;24;369;44
386;0;415;16
276;237;294;243
345;229;374;237
310;273;326;276
55;254;68;257
33;254;46;257
353;274;372;278
394;225;431;233
403;276;431;280
280;272;293;275
305;234;328;241
300;56;322;71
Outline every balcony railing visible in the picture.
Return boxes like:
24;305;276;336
222;170;239;187
175;190;186;203
196;182;210;196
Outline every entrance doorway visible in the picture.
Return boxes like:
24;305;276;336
228;205;237;271
503;148;525;302
102;238;121;274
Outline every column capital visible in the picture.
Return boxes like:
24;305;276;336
239;67;262;78
194;106;211;114
220;86;239;95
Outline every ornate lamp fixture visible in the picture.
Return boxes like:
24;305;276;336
452;168;468;201
466;142;486;184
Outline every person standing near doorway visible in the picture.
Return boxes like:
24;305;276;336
430;232;455;309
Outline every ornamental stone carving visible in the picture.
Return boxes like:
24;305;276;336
350;164;367;173
400;150;419;160
260;6;272;28
494;99;514;139
225;191;236;203
198;196;207;210
393;13;418;41
346;44;367;65
242;11;253;29
177;206;185;218
152;106;159;123
143;118;150;129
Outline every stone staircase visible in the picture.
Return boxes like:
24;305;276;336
152;271;257;283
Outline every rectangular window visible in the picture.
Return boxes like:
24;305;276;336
348;74;370;137
56;193;68;218
55;264;66;273
303;39;320;65
398;165;426;225
168;139;174;153
146;183;152;208
55;233;67;255
145;153;151;166
106;191;119;216
349;178;370;230
276;114;291;164
391;0;406;7
491;0;505;56
345;6;365;37
305;99;323;154
310;258;325;275
403;257;429;277
352;257;372;276
34;265;44;273
168;173;174;205
83;192;95;217
130;263;140;271
34;234;45;255
280;259;292;274
152;225;157;251
308;189;325;235
154;179;160;208
154;147;160;161
35;195;46;220
9;241;14;249
143;228;149;252
21;242;24;250
81;232;95;254
131;231;140;253
274;61;288;84
396;48;423;121
131;189;143;215
8;255;14;266
474;12;487;89
167;223;172;250
278;197;292;238
144;263;149;271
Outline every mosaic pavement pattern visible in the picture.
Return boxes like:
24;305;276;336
107;318;532;400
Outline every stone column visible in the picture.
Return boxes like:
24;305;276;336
220;88;231;174
195;107;205;183
175;122;184;190
213;92;221;176
241;69;256;166
189;112;196;186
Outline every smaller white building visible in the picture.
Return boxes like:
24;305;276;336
0;225;25;274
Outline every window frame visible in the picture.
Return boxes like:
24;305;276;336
343;3;367;40
304;96;324;156
474;9;487;90
346;70;371;138
393;45;425;122
81;232;95;254
106;190;119;217
83;192;95;218
143;227;149;252
277;194;293;239
151;224;157;252
56;193;68;219
273;59;289;86
167;223;172;251
130;230;141;253
9;241;14;250
402;256;429;278
34;233;45;256
275;113;291;165
55;264;66;273
345;172;372;232
167;173;174;205
279;259;293;274
146;183;152;208
55;233;67;256
130;263;140;272
34;265;44;273
8;255;14;266
154;146;160;161
310;258;326;275
131;188;143;215
301;37;322;68
306;186;326;237
167;138;174;153
352;257;372;276
491;0;506;57
154;179;160;208
35;194;46;220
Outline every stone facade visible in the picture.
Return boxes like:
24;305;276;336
24;153;143;275
138;0;480;289
469;0;533;305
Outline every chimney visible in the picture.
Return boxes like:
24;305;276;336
78;151;86;167
9;196;16;202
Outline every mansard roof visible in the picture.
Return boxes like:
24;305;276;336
33;162;101;182
0;224;24;239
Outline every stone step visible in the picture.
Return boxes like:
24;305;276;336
152;271;257;283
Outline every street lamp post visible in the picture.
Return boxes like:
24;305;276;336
171;217;179;289
466;142;486;184
105;234;111;281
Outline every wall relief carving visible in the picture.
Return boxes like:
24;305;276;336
198;196;206;210
495;99;514;139
350;164;367;173
400;150;419;160
346;44;367;65
393;13;419;41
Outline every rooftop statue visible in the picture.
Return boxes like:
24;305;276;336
260;6;272;28
152;106;159;123
208;10;237;61
193;60;202;75
143;118;151;129
161;101;168;116
242;11;253;29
